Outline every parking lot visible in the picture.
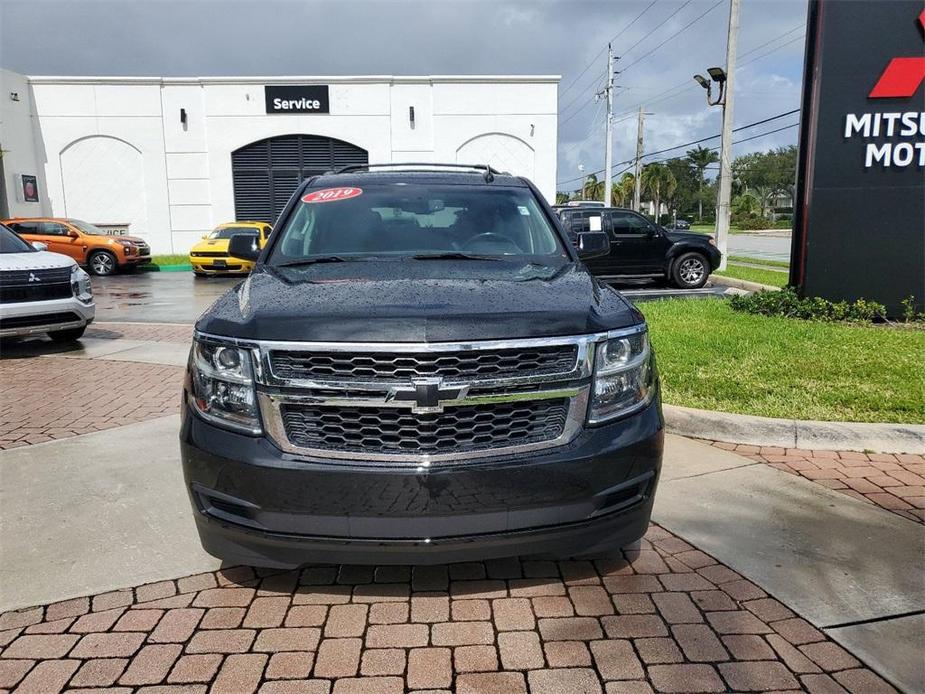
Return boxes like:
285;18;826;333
1;275;921;691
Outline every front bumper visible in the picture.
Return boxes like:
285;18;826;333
0;296;95;337
180;394;664;567
190;257;252;274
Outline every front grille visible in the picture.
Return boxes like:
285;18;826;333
281;398;570;456
0;283;72;303
190;251;228;258
0;311;80;330
270;345;579;383
0;267;72;287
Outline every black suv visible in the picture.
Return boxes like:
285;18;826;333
181;164;663;567
558;207;720;288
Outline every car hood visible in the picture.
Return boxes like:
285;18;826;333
197;260;643;342
664;229;712;244
0;250;75;271
190;238;231;253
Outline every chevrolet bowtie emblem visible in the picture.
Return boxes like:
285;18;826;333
386;378;469;414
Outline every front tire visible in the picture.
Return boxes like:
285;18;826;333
49;326;87;342
88;250;118;276
671;252;709;289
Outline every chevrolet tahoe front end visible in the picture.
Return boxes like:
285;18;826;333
180;166;663;566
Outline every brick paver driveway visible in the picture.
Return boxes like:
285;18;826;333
0;324;905;692
0;524;896;693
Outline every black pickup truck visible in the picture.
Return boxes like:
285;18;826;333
557;207;721;288
181;164;663;567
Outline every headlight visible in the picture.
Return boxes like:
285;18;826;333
588;327;655;425
188;336;261;434
70;265;93;304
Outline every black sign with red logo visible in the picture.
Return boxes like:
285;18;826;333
20;174;38;203
792;0;924;315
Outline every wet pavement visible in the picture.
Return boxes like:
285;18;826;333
90;272;240;324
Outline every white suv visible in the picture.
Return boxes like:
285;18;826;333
0;223;95;341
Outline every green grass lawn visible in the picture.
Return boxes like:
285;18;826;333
150;254;190;266
641;298;925;424
715;264;789;288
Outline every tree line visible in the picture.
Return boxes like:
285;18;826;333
558;145;797;227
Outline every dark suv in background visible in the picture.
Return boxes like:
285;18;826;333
558;207;721;288
181;164;663;567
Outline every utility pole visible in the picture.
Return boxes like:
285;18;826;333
632;106;644;212
603;44;615;207
714;0;740;271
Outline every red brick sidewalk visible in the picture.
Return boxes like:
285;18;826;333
0;357;182;450
708;442;925;524
0;525;896;694
86;322;193;344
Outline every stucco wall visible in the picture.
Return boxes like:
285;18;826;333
16;75;559;254
0;69;51;218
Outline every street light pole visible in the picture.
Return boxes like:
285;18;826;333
604;44;614;207
714;0;740;271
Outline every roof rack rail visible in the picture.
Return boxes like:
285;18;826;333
329;162;504;182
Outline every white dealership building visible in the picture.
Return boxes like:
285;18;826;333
0;70;559;253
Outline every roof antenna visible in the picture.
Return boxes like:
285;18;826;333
483;165;494;183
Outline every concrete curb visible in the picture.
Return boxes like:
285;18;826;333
663;404;925;454
711;275;782;293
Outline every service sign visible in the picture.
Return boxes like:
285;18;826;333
792;0;925;315
265;85;330;114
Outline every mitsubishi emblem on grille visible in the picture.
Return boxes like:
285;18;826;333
28;272;41;283
385;378;470;414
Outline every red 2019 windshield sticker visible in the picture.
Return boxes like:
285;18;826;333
301;187;363;204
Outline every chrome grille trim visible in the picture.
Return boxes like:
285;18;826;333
194;327;646;464
259;388;589;464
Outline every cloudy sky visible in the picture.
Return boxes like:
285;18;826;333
0;0;807;192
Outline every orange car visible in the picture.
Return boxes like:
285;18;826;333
2;217;151;276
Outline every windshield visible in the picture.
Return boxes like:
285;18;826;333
69;219;107;235
209;226;259;240
0;224;36;253
268;184;567;264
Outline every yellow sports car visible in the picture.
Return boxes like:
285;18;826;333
189;222;272;276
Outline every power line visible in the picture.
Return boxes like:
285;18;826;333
560;96;607;157
556;109;800;186
558;0;660;100
558;65;609;127
739;34;805;68
561;123;799;188
559;0;697;121
620;0;725;74
610;23;808;122
738;22;804;59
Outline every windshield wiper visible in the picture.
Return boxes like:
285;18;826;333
275;255;354;268
409;252;501;261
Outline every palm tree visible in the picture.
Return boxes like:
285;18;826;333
640;163;677;223
616;172;636;207
582;174;603;201
686;145;719;221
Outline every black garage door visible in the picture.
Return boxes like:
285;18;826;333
231;134;368;224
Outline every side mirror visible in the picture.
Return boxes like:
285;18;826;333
67;230;80;238
577;232;610;259
228;234;261;262
31;241;48;252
